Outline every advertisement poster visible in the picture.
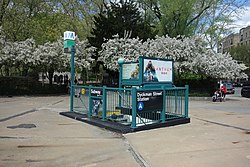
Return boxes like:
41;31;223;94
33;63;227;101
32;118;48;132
136;90;163;112
143;59;173;82
122;63;139;80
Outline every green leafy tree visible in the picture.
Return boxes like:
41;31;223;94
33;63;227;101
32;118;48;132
88;0;154;50
1;0;103;44
230;45;250;76
1;0;48;41
49;0;103;40
0;0;10;26
139;0;248;50
157;0;196;37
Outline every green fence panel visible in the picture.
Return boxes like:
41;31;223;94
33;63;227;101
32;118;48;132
165;87;186;120
71;85;189;129
73;85;89;115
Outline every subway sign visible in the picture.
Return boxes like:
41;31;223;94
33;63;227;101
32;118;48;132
136;90;163;112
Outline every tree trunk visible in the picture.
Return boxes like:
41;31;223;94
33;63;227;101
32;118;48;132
22;65;29;76
48;69;54;85
4;65;9;76
42;72;45;86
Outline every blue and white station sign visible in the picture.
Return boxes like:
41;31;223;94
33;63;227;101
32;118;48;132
64;31;75;40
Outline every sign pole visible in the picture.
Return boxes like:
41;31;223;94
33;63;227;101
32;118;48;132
70;45;75;112
117;58;124;108
64;31;76;112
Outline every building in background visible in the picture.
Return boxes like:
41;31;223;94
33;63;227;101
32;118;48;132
239;25;250;46
218;33;240;53
218;25;250;53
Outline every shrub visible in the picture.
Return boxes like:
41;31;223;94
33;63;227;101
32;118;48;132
0;77;68;96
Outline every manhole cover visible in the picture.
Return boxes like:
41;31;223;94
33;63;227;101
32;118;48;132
7;124;36;129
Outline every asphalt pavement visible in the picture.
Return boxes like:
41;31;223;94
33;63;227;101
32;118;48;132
0;92;250;167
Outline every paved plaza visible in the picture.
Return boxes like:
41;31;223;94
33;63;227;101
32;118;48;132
0;92;250;167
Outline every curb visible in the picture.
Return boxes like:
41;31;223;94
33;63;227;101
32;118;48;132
189;97;211;101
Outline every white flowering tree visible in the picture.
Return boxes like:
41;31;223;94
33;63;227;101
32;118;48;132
74;38;95;81
0;27;96;84
0;27;8;75
34;39;68;84
98;35;143;71
99;35;248;80
0;27;38;76
12;39;37;76
33;38;95;85
75;38;95;70
0;37;37;76
0;27;15;76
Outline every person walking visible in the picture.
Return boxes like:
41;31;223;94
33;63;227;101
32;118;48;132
220;84;227;101
74;76;80;97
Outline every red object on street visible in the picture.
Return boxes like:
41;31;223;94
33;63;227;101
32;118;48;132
221;85;227;93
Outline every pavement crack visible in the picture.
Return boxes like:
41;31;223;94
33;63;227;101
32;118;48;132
193;116;250;132
122;136;151;167
0;109;37;122
50;100;64;106
0;136;29;139
7;124;36;129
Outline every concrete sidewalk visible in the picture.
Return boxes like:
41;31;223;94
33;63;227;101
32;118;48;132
125;97;250;167
0;96;250;167
0;96;140;167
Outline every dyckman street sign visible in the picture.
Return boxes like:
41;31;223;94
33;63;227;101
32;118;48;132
136;90;163;112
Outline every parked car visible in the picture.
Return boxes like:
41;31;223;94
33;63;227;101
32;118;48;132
241;82;250;98
233;82;242;87
223;83;235;94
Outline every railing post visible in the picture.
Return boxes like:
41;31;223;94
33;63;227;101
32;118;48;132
131;87;137;128
161;86;166;123
102;86;107;121
185;85;189;118
175;87;178;113
118;89;122;108
70;46;75;112
88;85;92;118
118;61;123;108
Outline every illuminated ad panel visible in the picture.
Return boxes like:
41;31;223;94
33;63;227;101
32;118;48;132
122;63;139;80
143;58;173;83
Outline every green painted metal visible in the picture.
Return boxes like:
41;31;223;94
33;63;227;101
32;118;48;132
131;87;137;128
64;40;75;49
70;46;75;112
118;63;122;107
174;88;178;114
139;56;174;87
88;85;92;118
161;86;166;123
119;57;174;88
71;85;189;128
102;86;107;121
73;86;89;114
185;85;189;118
70;55;189;129
118;62;123;88
120;62;141;86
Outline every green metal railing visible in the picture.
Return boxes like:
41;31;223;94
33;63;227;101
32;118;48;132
104;87;132;124
71;85;189;129
132;86;188;127
73;85;89;115
165;86;188;120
